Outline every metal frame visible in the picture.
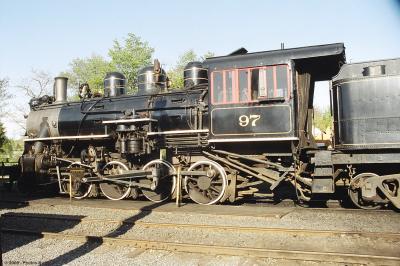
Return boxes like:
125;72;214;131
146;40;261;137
208;137;298;143
24;134;111;142
147;129;208;136
102;118;157;124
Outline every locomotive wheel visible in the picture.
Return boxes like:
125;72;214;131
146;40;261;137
184;160;228;205
64;163;93;200
61;180;92;199
100;161;131;201
140;159;176;203
348;173;383;210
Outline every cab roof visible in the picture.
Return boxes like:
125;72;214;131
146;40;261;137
204;43;346;81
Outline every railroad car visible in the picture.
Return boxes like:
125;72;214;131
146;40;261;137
18;43;400;209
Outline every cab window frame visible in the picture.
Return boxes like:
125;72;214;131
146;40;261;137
211;64;291;105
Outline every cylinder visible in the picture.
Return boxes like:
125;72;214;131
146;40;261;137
137;66;167;95
104;72;126;97
128;138;143;154
119;139;127;154
54;77;68;103
184;61;208;89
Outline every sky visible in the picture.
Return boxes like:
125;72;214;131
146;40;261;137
0;0;400;138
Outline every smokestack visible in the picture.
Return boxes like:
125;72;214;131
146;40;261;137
281;43;285;50
54;77;68;103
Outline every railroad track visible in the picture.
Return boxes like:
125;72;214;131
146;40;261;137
0;198;394;213
2;212;400;240
2;227;400;265
2;212;400;264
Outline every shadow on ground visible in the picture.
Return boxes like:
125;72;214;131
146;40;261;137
1;213;85;256
39;200;166;266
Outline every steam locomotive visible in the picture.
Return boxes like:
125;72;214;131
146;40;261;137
19;43;400;209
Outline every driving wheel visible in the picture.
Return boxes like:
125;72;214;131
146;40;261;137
184;160;228;205
140;159;176;202
99;161;131;200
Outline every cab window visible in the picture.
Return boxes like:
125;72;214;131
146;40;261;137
225;71;233;102
211;64;290;104
239;70;249;102
212;72;223;103
275;65;288;98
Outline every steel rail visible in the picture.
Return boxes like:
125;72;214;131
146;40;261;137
0;198;395;212
2;228;400;265
3;213;400;241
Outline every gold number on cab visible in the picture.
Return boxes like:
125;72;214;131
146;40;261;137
239;114;261;127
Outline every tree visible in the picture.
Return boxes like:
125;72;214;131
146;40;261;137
61;54;114;96
167;50;197;89
16;69;52;99
0;78;11;115
167;50;215;89
0;138;23;162
0;123;8;153
8;69;53;130
201;51;215;61
108;33;154;92
313;107;332;132
61;33;154;95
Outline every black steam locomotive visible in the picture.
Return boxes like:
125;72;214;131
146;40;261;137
19;43;400;209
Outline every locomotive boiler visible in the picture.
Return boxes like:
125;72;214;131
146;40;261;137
19;43;400;209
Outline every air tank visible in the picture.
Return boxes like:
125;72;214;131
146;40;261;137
184;61;208;89
104;72;126;97
137;66;167;95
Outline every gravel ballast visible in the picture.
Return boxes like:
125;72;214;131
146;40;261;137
1;197;400;265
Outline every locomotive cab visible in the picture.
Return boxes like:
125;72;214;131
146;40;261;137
204;43;346;155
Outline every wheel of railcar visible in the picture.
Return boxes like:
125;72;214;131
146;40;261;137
63;163;93;199
100;161;131;200
348;173;383;210
184;160;228;205
140;159;176;202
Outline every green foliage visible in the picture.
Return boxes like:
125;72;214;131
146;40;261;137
60;54;114;96
61;33;154;96
0;78;10;114
0;123;7;151
0;119;23;162
108;33;154;93
0;123;22;162
0;138;23;162
167;50;197;89
313;107;332;132
167;50;215;89
61;34;213;95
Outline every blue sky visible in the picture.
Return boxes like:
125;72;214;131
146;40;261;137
0;0;400;137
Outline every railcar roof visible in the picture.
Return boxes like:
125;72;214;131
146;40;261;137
333;57;400;82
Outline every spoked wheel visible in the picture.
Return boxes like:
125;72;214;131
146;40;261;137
63;163;93;199
100;161;131;200
184;160;228;205
141;159;176;203
348;173;383;210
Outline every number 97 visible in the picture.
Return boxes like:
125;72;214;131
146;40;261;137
239;114;260;127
